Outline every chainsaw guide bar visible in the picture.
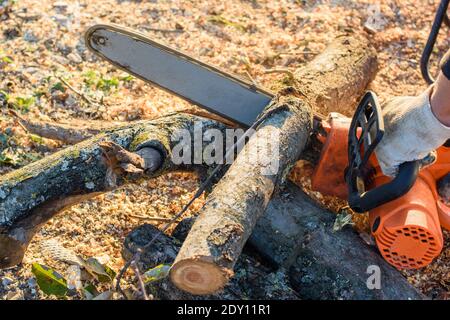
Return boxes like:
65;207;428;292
85;24;274;127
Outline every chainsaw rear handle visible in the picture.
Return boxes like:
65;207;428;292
345;91;420;213
347;161;420;213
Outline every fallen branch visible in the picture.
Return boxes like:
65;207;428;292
10;108;237;145
251;182;424;299
9;109;124;144
0;114;227;268
170;95;312;294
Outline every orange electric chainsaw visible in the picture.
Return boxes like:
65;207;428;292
311;0;450;270
311;91;450;269
85;0;450;270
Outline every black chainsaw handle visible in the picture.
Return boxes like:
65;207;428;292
420;0;449;84
345;91;420;213
347;161;420;213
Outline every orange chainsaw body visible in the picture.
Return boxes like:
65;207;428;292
311;113;450;269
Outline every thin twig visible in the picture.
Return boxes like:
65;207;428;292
131;261;149;300
278;50;320;56
128;214;173;222
58;77;101;106
264;68;295;82
14;13;42;21
8;109;29;132
141;26;185;33
244;71;259;88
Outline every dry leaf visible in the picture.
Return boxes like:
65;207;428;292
66;265;83;291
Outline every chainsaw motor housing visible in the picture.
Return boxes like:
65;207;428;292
311;92;450;270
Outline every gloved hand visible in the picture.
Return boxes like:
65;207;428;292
375;87;450;177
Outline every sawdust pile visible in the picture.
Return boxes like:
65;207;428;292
0;0;449;299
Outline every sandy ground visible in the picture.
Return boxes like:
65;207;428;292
0;0;449;299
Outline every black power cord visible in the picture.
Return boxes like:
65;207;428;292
420;0;450;84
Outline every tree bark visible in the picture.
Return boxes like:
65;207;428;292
9;109;125;144
169;32;378;295
122;223;299;300
0;114;227;268
291;33;379;116
173;198;423;300
251;182;424;299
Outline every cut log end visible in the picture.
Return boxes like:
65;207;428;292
170;259;230;295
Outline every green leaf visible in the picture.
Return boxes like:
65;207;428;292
51;82;66;93
83;283;99;300
143;264;171;284
12;96;35;113
33;90;46;99
0;148;19;166
0;152;13;165
83;71;121;92
1;56;13;64
29;133;44;145
0;89;10;105
43;75;53;83
99;264;117;283
82;70;98;86
31;263;69;297
119;74;134;82
96;77;119;92
82;257;116;283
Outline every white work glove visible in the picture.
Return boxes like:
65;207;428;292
375;87;450;177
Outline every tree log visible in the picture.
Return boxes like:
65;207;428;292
252;182;424;299
122;223;299;300
170;95;312;294
292;34;379;116
0;114;227;268
169;32;378;295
